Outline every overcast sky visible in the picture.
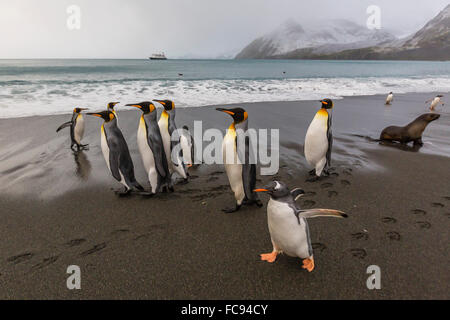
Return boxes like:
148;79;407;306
0;0;448;59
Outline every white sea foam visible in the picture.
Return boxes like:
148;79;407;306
0;76;449;118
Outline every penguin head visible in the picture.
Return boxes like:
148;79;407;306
437;94;443;98
216;107;248;123
87;110;116;122
320;99;333;109
107;102;120;110
154;99;175;111
126;101;156;114
389;92;393;94
73;108;89;114
254;181;302;200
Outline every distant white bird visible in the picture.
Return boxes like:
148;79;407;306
427;95;444;111
385;92;393;105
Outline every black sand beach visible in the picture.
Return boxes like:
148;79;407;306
0;92;449;299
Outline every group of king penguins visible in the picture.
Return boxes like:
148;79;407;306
57;98;346;272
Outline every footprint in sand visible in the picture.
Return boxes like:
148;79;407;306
350;248;367;259
65;239;87;247
321;183;333;189
343;169;353;176
30;256;59;271
80;243;107;257
415;221;431;229
304;191;316;197
207;176;219;182
110;229;130;236
330;172;339;177
351;232;369;240
341;180;351;186
442;196;450;201
381;217;397;224
302;200;316;208
328;190;338;198
7;253;34;264
431;203;444;208
411;209;427;216
386;231;401;241
312;243;327;253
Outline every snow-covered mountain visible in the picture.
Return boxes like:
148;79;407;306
236;19;396;59
236;4;450;60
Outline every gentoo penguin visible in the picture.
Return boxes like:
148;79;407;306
385;92;393;105
180;125;195;168
216;107;262;213
427;95;444;111
154;99;188;182
254;181;347;272
107;102;120;119
304;99;334;180
56;107;89;151
87;110;145;195
126;101;173;194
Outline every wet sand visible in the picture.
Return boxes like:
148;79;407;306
0;92;449;299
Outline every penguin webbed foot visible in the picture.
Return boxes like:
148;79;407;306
260;251;278;263
222;204;241;213
115;188;132;197
306;176;320;182
308;169;316;176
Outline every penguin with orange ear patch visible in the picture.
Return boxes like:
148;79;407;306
255;181;347;272
304;98;334;181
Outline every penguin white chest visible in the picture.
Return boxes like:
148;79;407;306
304;111;329;167
137;118;155;177
100;126;110;171
223;128;245;204
431;97;440;108
74;114;85;144
180;134;192;166
158;115;172;172
267;199;311;259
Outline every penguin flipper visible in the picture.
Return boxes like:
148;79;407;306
326;116;333;168
147;127;169;178
56;121;72;133
108;149;122;182
239;135;259;201
298;209;347;219
291;188;305;201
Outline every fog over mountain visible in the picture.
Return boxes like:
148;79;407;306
236;4;450;60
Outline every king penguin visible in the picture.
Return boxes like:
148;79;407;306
304;99;334;180
87;110;145;195
254;180;347;272
385;92;393;105
154;99;188;183
126;101;173;194
56;107;89;151
180;125;195;168
216;107;262;213
107;102;120;120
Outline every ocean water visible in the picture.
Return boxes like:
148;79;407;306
0;59;449;118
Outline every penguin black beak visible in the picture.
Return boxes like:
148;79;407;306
216;108;235;116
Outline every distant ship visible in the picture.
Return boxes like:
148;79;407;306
149;52;167;60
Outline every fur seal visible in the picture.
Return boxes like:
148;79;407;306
380;113;440;146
